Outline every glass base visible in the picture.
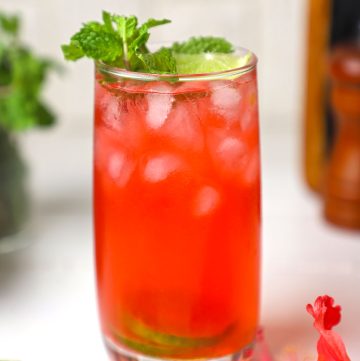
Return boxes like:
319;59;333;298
104;336;256;361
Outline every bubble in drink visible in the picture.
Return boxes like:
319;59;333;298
144;154;183;183
193;186;221;216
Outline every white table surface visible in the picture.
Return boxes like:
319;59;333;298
0;121;359;360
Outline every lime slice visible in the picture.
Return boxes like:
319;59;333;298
122;314;233;348
112;314;235;356
175;52;251;75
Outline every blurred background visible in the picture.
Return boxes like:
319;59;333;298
0;0;359;360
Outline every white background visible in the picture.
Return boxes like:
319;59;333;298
1;1;360;360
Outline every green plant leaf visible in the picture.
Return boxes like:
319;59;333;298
0;11;57;132
0;13;20;36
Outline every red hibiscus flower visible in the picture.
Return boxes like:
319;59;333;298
307;295;351;361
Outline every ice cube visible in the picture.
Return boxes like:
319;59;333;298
215;137;260;184
211;85;241;123
163;102;204;152
143;154;183;183
108;152;134;187
146;84;174;129
100;91;123;131
207;134;250;180
217;137;247;168
193;186;221;217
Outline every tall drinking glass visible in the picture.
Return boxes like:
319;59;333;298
94;48;261;361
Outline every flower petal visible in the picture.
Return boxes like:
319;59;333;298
306;296;341;331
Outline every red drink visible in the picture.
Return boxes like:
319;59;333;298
94;56;260;359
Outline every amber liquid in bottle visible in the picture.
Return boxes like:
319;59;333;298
303;0;331;192
324;45;360;229
303;0;360;192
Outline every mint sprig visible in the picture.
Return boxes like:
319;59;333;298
62;12;175;73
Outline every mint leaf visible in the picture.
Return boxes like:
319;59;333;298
66;22;122;64
134;18;170;55
112;15;138;39
61;43;84;61
140;18;171;30
138;48;177;74
110;15;170;70
102;11;114;33
130;28;150;53
111;15;138;68
171;36;234;54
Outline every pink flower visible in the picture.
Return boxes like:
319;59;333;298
307;296;351;361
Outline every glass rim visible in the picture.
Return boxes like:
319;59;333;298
96;46;257;82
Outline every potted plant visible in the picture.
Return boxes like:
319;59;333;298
0;11;56;251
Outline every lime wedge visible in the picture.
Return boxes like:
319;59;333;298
175;52;251;75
